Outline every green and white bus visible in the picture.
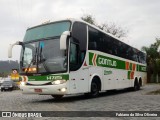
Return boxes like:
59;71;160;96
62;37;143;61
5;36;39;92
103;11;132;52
8;19;147;99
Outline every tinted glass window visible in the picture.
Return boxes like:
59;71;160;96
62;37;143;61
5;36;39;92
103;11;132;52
88;27;99;50
88;26;146;64
70;22;87;71
70;43;78;64
138;52;146;64
24;21;71;42
88;27;118;55
72;22;87;51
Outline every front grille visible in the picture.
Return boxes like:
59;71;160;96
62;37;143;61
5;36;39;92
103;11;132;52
26;82;52;86
3;85;10;87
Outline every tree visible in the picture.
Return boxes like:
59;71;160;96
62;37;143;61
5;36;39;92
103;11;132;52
142;38;160;83
81;14;96;25
98;23;128;38
81;14;128;38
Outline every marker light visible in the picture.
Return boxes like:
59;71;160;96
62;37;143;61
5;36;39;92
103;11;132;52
60;88;66;92
20;81;26;86
24;68;37;72
52;80;66;85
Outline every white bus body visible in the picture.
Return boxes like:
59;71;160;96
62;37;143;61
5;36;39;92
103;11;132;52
9;19;147;98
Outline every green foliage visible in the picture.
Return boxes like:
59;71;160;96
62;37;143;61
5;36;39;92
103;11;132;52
142;38;160;82
81;14;128;38
0;60;19;77
81;14;96;25
0;72;9;77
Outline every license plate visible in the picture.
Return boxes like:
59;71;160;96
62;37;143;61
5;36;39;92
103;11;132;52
34;89;42;93
5;88;8;89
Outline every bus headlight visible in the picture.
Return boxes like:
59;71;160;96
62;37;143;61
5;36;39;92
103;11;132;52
52;80;66;85
20;81;26;86
60;88;67;92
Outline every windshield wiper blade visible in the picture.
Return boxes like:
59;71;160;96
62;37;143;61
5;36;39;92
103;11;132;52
25;48;37;74
39;47;50;72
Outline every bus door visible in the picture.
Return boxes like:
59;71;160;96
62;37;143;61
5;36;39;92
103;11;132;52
69;42;89;94
69;69;89;94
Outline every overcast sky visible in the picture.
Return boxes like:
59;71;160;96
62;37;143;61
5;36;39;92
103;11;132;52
0;0;160;61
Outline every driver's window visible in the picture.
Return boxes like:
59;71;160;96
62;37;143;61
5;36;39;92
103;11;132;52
70;43;78;64
23;47;33;66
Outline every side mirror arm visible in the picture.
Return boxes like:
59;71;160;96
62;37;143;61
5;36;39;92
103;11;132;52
8;41;23;58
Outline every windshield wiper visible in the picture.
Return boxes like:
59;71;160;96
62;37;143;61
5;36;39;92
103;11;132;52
25;46;50;73
39;47;50;72
25;48;38;74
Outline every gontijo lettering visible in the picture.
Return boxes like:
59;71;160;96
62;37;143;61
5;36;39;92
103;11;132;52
98;57;117;67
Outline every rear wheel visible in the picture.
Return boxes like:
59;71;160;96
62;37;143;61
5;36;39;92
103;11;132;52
51;95;63;100
133;81;140;91
139;78;142;88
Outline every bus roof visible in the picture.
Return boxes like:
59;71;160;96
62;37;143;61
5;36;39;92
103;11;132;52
26;18;145;54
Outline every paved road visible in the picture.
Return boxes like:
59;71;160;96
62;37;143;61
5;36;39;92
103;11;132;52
0;84;160;120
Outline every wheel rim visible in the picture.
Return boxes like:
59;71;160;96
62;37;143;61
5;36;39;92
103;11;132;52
91;83;99;96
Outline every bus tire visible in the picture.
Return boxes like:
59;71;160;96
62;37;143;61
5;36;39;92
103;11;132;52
139;78;142;88
51;95;63;100
133;79;140;91
89;79;100;97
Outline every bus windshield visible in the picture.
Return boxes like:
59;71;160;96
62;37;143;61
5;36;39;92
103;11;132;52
21;39;67;74
20;21;70;74
23;21;71;42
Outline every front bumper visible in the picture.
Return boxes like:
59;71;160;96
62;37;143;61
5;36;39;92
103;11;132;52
1;86;13;90
20;84;68;95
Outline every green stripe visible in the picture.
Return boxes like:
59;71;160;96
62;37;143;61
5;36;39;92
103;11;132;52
138;65;146;72
129;63;132;70
28;74;69;81
136;64;139;71
128;71;131;79
89;52;146;72
96;54;125;69
89;52;94;65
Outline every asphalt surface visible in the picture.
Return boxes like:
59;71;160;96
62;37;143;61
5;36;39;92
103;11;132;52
0;84;160;120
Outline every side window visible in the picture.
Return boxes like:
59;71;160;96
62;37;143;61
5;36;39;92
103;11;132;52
22;43;37;67
132;49;138;62
98;32;105;52
70;43;78;64
72;22;87;68
139;52;146;64
72;22;87;51
23;47;33;66
88;27;105;52
69;42;80;71
112;39;118;56
88;26;145;63
88;27;99;50
104;35;112;54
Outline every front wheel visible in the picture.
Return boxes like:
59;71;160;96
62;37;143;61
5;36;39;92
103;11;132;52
89;81;99;97
51;95;64;100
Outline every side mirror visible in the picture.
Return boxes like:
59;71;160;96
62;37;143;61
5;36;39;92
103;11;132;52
60;31;70;50
8;41;22;58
